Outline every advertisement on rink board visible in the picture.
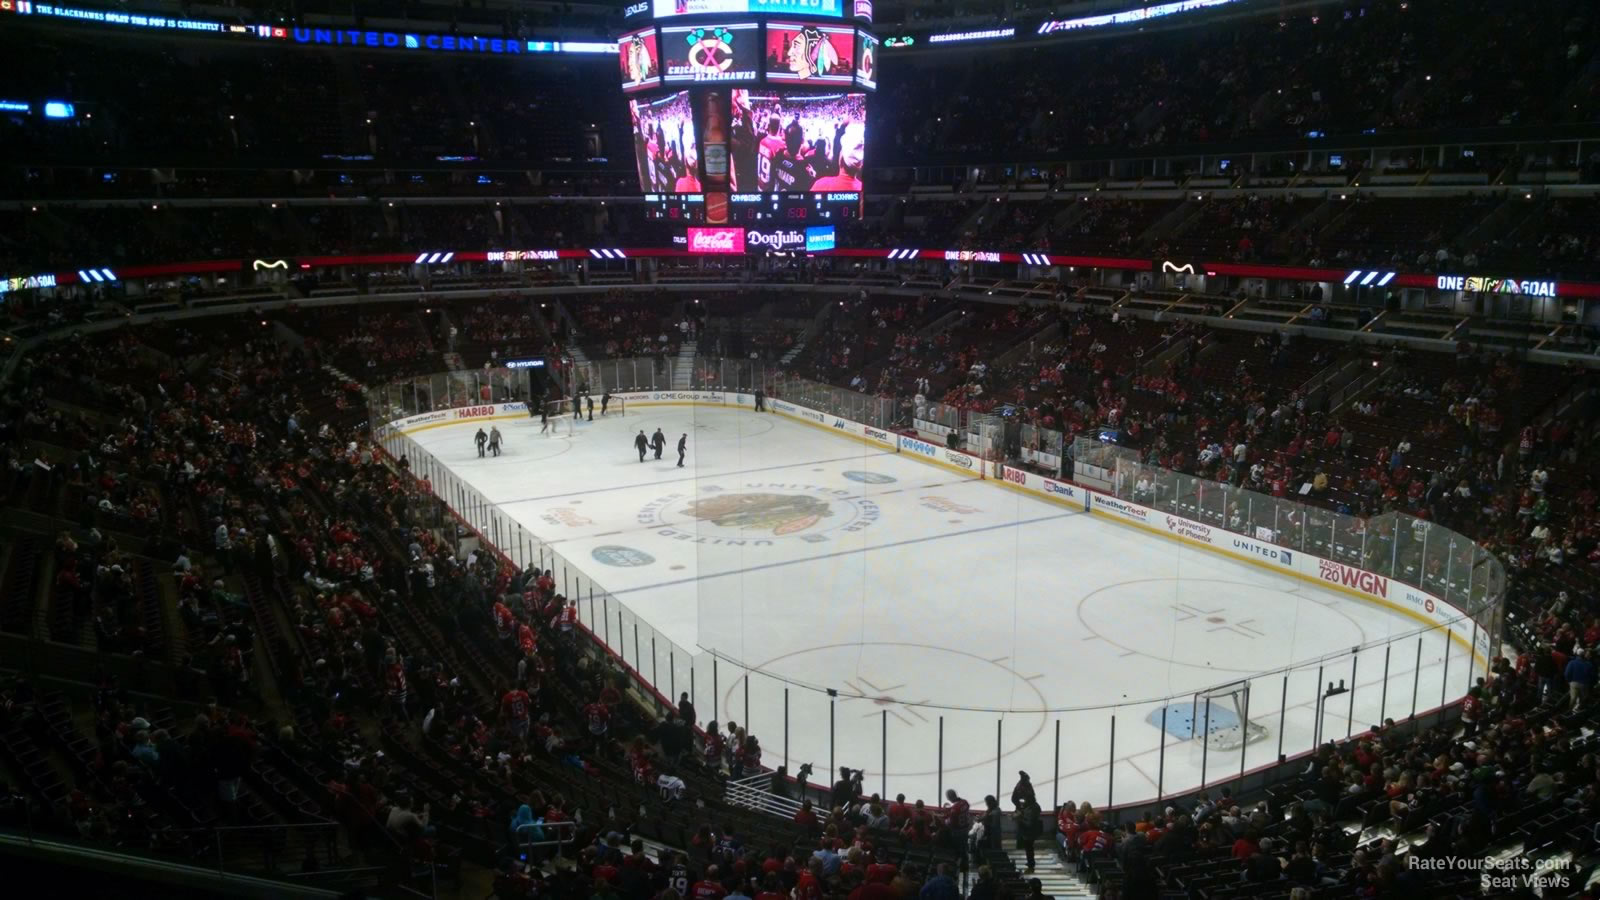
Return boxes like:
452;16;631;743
604;391;748;407
1317;558;1389;598
392;410;449;430
1401;586;1437;617
1091;492;1150;523
943;448;977;471
1164;514;1212;543
1227;534;1293;568
999;465;1087;508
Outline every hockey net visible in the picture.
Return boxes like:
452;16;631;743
539;399;578;437
965;413;1003;455
1190;679;1269;752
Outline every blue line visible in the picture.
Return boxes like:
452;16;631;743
608;510;1084;597
488;450;897;508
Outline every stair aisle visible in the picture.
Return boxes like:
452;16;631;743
1005;847;1094;898
672;340;697;389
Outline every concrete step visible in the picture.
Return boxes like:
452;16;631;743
672;342;697;389
1002;848;1094;897
323;363;364;390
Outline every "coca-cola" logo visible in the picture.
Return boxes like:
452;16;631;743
687;227;746;254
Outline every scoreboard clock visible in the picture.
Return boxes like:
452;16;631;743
727;191;860;223
642;193;707;222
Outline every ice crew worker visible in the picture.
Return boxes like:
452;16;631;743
676;433;688;467
475;427;488;458
754;388;766;412
586;395;595;421
601;390;612;416
488;426;503;457
650;428;666;460
635;430;649;463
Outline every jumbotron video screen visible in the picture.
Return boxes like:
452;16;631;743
630;90;703;193
730;89;866;192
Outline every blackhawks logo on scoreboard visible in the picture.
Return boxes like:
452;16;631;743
686;27;736;77
640;484;879;546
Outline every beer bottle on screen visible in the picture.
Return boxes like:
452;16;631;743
701;90;731;224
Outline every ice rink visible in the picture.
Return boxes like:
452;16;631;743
395;405;1472;807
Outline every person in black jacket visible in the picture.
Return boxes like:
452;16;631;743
1243;837;1282;883
1117;826;1158;899
1015;797;1043;872
651;428;666;460
635;431;649;462
831;767;858;809
979;795;1002;852
967;865;1004;900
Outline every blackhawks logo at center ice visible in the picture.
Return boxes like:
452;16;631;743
685;492;832;535
639;484;880;546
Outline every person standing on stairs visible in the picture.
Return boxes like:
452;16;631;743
1016;796;1042;873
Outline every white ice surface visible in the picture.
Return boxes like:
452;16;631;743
398;407;1470;807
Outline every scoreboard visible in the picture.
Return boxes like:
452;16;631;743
621;0;874;226
643;191;860;223
643;193;706;222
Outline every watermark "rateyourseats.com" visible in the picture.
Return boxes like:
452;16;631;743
1410;856;1574;891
